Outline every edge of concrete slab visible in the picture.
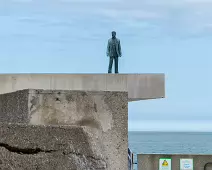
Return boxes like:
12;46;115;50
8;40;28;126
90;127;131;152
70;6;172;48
0;73;165;101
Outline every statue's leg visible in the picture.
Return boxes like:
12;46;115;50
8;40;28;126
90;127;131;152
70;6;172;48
108;57;113;73
115;56;119;74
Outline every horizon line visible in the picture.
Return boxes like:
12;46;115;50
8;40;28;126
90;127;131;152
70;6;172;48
128;130;212;133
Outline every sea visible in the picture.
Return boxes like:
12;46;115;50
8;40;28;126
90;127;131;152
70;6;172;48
128;131;212;170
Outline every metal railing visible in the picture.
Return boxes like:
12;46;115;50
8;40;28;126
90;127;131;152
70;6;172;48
204;162;212;170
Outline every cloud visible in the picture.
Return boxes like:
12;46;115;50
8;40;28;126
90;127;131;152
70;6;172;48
57;0;212;37
11;0;32;2
99;9;161;21
185;0;212;3
2;0;212;38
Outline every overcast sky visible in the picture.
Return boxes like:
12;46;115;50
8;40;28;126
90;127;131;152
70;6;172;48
0;0;212;131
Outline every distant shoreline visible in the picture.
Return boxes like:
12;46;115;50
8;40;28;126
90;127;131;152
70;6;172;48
128;131;212;133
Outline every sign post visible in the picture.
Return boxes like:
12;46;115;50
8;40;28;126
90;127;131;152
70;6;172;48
159;158;171;170
180;159;193;170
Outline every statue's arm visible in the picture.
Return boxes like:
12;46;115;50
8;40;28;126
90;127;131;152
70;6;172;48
118;40;122;57
106;40;110;56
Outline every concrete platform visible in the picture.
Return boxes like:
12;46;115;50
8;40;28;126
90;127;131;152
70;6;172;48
0;74;165;101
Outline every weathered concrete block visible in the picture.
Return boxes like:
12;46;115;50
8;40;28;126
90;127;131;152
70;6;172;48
0;89;127;127
0;123;106;170
0;89;128;170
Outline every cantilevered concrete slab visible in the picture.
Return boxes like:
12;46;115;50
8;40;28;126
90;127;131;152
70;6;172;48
0;74;165;101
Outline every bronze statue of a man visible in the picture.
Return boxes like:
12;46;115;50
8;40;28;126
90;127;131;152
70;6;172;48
106;31;122;74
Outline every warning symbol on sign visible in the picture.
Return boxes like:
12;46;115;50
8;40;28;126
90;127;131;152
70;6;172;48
162;160;169;166
159;158;171;170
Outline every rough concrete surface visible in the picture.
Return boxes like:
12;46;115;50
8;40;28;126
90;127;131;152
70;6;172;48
137;154;212;170
0;74;165;101
0;123;105;170
0;89;29;123
0;90;128;170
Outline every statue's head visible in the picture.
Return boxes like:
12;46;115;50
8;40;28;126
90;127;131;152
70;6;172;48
111;31;116;38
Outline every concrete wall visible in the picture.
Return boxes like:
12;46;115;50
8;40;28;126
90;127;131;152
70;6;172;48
0;89;29;123
0;89;128;170
0;74;165;101
0;123;107;170
137;154;212;170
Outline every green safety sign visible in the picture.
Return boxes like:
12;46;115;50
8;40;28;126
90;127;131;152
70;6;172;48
159;158;171;170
